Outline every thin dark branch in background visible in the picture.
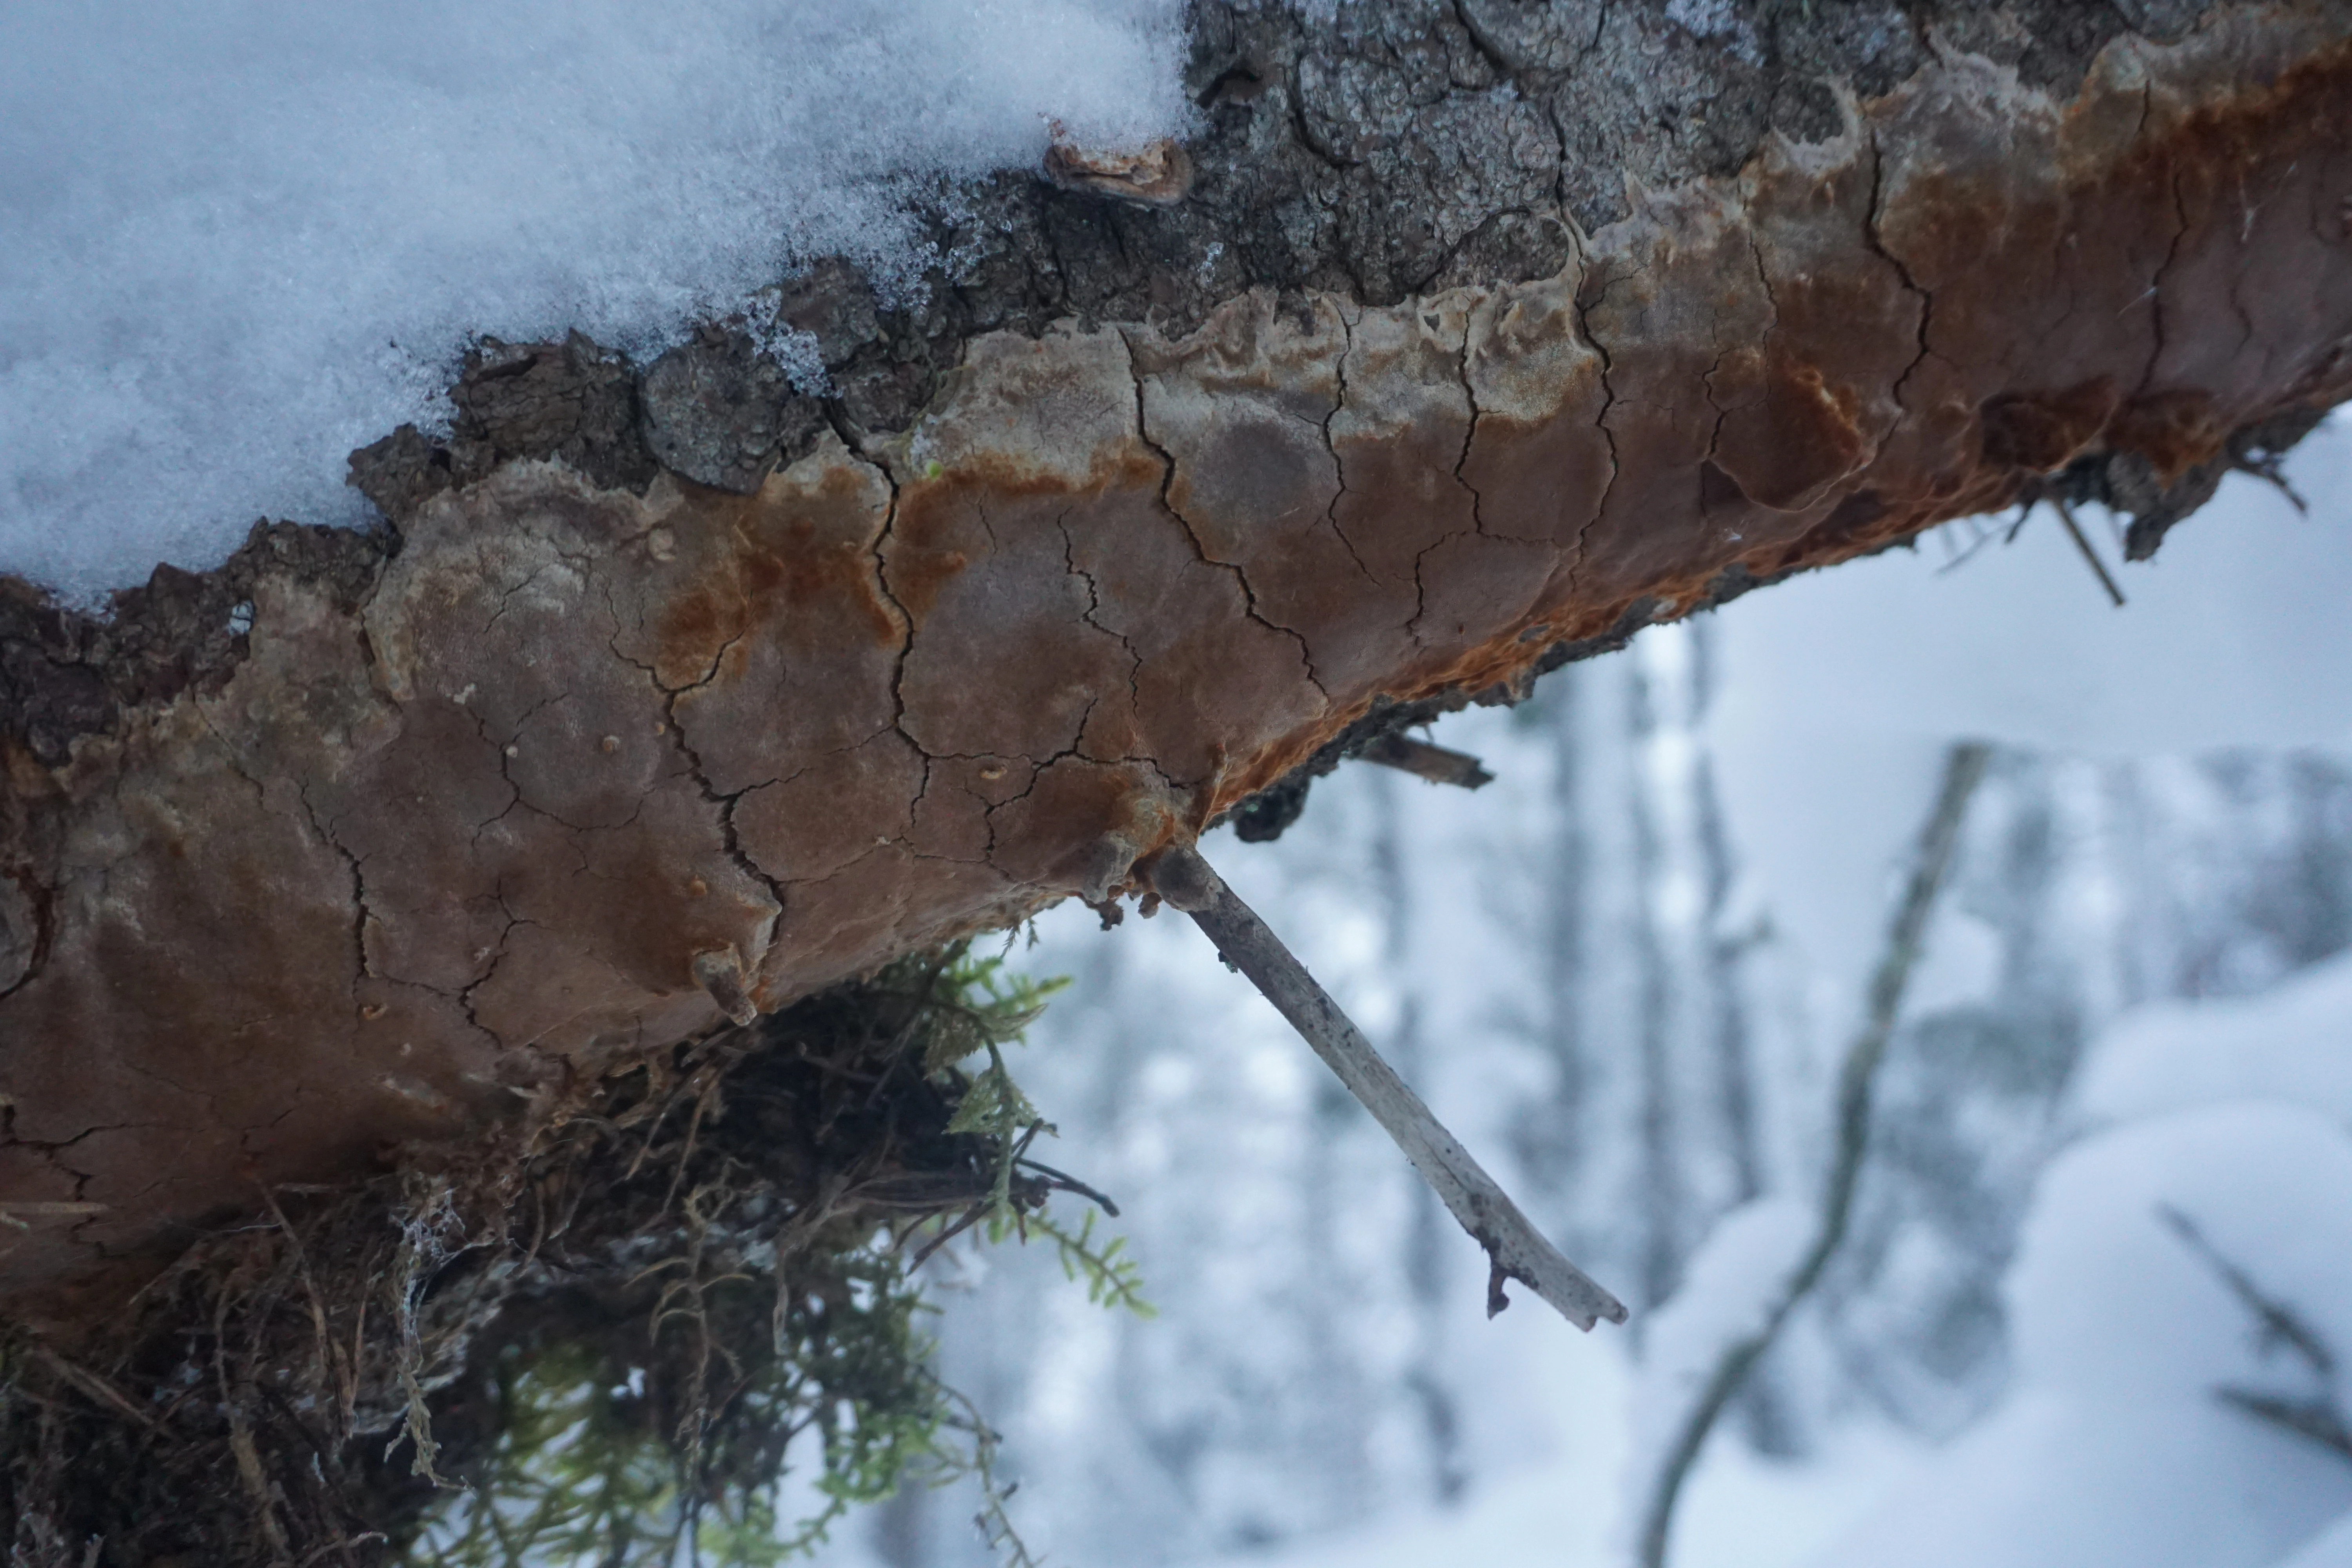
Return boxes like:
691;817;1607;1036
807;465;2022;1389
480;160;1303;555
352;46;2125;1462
2053;500;2128;607
1629;656;1684;1315
1148;844;1628;1332
2161;1204;2352;1465
2233;446;2310;514
1634;741;1994;1568
2160;1205;2337;1377
1358;733;1495;790
1935;514;2003;575
2217;1389;2352;1463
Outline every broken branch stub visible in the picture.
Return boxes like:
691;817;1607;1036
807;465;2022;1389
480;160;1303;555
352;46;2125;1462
1357;734;1495;791
1148;844;1628;1332
692;945;760;1027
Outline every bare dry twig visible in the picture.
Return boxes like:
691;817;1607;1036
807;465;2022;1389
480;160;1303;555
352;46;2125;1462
1357;734;1496;791
1147;843;1627;1332
2052;500;2128;608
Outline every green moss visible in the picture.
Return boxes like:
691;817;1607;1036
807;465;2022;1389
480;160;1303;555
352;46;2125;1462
401;942;1113;1568
1;942;1133;1568
409;1258;936;1566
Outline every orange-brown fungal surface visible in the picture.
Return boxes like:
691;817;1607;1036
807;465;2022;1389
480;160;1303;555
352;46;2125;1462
3;8;2351;1319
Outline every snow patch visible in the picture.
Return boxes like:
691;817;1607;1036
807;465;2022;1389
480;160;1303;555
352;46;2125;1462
2072;946;2352;1131
0;0;1192;599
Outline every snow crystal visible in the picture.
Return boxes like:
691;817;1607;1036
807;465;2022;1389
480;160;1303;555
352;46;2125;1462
750;319;835;399
0;0;1192;601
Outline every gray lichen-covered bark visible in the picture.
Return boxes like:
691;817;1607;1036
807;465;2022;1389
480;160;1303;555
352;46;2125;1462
2;0;2350;1327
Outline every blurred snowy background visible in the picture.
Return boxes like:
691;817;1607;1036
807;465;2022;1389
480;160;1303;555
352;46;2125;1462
807;416;2352;1568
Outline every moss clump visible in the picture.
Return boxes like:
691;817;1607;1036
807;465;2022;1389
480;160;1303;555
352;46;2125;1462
1;942;1131;1568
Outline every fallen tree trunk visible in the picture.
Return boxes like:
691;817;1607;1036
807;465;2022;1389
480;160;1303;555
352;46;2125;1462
2;0;2349;1339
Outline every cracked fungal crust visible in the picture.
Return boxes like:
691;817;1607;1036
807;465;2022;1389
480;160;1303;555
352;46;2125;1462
3;5;2352;1317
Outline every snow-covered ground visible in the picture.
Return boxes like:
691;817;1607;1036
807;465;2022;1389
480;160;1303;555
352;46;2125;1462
1177;1398;1934;1568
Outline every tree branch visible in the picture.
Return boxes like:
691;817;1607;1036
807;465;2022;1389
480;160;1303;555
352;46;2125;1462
1145;844;1627;1332
2051;500;2128;608
1633;740;1993;1568
2161;1203;2352;1465
1357;735;1495;791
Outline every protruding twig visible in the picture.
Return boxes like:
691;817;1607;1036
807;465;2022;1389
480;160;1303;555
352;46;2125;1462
1147;844;1627;1332
1015;1156;1123;1217
692;946;759;1026
1935;515;2000;576
2053;499;2128;607
1358;734;1495;791
2234;449;2310;514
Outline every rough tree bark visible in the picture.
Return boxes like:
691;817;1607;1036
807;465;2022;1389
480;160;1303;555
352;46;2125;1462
2;0;2349;1336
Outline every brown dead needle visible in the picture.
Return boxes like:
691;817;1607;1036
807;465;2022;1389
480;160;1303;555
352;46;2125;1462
1146;843;1628;1332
